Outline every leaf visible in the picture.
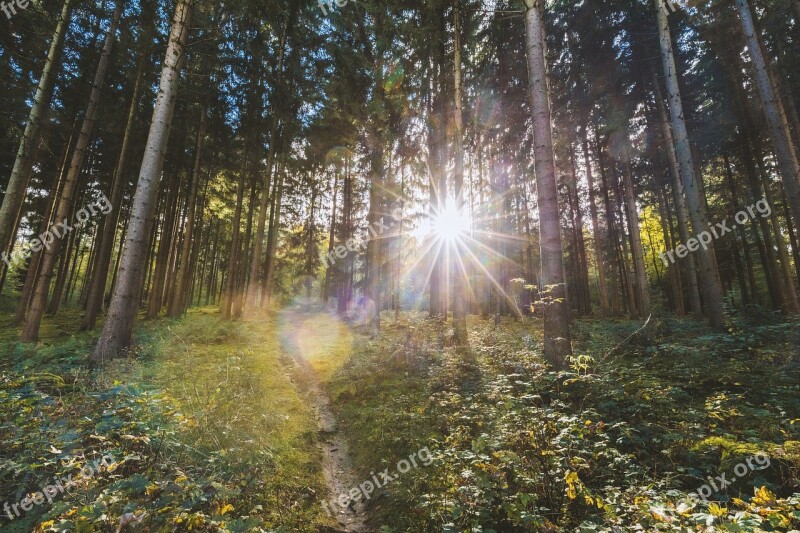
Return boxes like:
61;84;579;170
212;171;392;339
708;503;727;517
751;486;776;506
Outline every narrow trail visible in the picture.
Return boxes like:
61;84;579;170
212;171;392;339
277;308;371;533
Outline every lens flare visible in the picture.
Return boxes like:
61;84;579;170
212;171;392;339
432;200;470;242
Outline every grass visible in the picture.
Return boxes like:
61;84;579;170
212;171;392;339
1;302;799;531
0;307;331;532
322;310;800;531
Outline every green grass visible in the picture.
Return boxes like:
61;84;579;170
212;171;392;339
2;304;799;532
323;311;800;531
0;308;330;532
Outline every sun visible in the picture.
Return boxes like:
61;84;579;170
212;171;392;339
432;199;471;242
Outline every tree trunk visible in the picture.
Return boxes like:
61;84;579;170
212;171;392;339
652;72;703;317
322;168;339;302
0;0;73;257
261;156;286;307
222;149;248;319
82;57;145;330
169;105;207;317
452;0;467;345
147;161;183;318
621;142;651;317
581;132;609;315
21;0;122;341
754;152;800;313
92;0;193;361
13;119;75;324
655;0;725;329
594;134;621;314
735;0;800;233
523;0;572;368
657;189;685;314
567;144;591;316
245;16;290;313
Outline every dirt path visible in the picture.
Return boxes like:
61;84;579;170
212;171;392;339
278;308;371;533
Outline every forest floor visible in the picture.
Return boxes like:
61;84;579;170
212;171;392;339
1;296;800;532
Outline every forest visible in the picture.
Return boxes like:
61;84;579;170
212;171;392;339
1;0;800;531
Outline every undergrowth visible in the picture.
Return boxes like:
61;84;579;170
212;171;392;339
0;309;329;532
326;310;800;532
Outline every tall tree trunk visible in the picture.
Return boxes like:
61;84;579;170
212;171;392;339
222;148;248;318
652;73;703;317
147;163;182;318
92;0;193;361
13;120;75;324
22;0;123;341
594;132;622;315
523;0;572;368
621;142;651;317
581;132;609;315
568;144;591;316
655;0;725;329
261;156;286;307
724;155;759;305
338;160;353;315
0;0;73;257
245;15;291;313
657;189;685;315
735;0;800;232
322;168;339;302
169;105;207;317
82;57;145;330
739;130;784;310
781;184;800;286
452;0;467;345
755;152;800;313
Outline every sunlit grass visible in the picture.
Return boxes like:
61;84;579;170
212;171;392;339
277;311;355;384
0;307;332;529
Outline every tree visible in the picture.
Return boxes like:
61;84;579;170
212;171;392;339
734;0;800;238
92;0;194;361
522;0;572;368
452;0;467;345
21;0;123;341
654;0;725;329
0;0;73;259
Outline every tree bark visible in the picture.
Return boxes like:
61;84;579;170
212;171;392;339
655;0;725;329
0;0;73;257
620;138;650;317
245;14;291;312
261;156;286;307
735;0;800;233
523;0;572;368
169;105;206;317
82;57;145;330
322;168;339;302
92;0;193;361
22;0;123;341
581;133;609;315
652;72;703;317
222;141;249;318
452;0;467;345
